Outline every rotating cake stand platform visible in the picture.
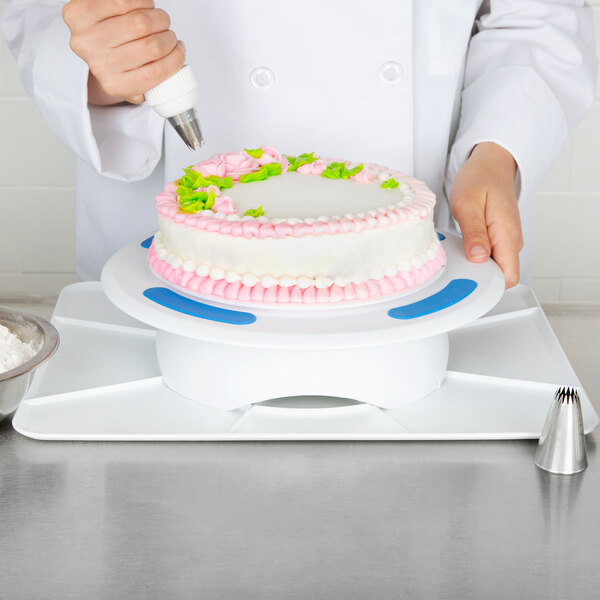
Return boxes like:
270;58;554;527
12;231;599;440
97;231;507;410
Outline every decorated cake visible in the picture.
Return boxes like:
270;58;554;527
148;147;445;304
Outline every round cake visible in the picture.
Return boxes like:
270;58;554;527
148;147;445;304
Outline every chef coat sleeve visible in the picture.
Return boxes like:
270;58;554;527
1;0;165;182
445;0;598;201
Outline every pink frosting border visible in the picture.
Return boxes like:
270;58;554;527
156;150;436;240
148;243;446;305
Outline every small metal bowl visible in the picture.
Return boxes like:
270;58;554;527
0;308;59;421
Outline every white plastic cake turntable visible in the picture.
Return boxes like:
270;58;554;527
12;231;599;441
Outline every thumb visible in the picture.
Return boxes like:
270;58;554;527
452;197;490;262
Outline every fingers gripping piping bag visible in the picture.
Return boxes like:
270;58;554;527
144;65;204;150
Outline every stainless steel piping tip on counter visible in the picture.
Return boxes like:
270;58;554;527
534;387;588;475
145;65;205;150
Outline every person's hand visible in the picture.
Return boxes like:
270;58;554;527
62;0;185;105
449;142;524;288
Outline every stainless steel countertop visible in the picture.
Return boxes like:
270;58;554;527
1;296;599;600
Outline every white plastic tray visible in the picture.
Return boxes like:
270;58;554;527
12;282;599;440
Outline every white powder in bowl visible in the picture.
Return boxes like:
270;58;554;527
0;323;37;374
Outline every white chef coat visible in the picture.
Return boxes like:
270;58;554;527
2;0;597;281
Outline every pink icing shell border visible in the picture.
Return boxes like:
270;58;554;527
148;242;446;305
156;154;436;240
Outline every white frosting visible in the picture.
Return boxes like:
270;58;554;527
224;171;411;219
154;228;441;287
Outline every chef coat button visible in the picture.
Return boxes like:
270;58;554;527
379;61;404;84
250;67;275;89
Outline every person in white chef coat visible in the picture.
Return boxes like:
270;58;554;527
1;0;597;286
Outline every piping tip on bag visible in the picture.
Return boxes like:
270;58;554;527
167;109;204;150
145;65;205;151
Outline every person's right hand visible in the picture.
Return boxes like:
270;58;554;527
62;0;185;105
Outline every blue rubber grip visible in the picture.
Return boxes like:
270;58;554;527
388;279;477;320
140;236;154;249
143;287;256;325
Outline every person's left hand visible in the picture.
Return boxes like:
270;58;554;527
449;142;524;288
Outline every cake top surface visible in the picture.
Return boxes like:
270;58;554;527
225;171;410;219
155;147;436;238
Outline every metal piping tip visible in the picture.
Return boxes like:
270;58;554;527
167;108;205;150
534;387;588;475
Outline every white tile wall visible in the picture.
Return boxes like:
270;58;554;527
17;187;76;272
0;0;77;294
594;1;600;100
532;1;600;302
0;3;599;302
0;186;22;272
533;193;600;278
0;98;76;186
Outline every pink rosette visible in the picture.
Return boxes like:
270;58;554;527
297;159;326;176
258;146;290;172
222;151;260;181
196;152;260;181
350;164;377;184
195;153;227;178
213;195;236;215
194;185;222;196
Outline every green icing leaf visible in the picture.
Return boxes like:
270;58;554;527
180;201;204;213
176;186;190;198
322;161;364;180
205;175;233;190
240;167;270;183
380;177;399;189
178;188;209;213
243;205;264;218
179;166;210;189
245;147;264;159
344;163;364;178
321;162;345;179
179;167;234;191
205;188;216;210
177;188;207;202
263;162;283;176
176;165;238;213
285;152;317;172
